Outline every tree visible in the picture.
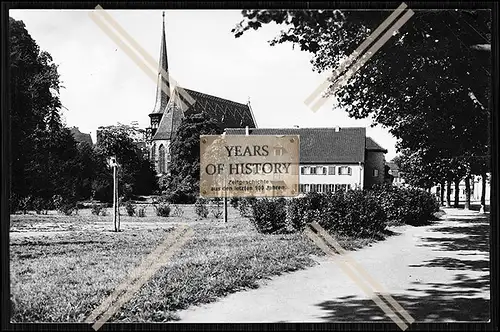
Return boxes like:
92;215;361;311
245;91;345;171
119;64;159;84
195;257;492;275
233;9;491;208
9;17;82;212
95;124;158;201
165;112;220;203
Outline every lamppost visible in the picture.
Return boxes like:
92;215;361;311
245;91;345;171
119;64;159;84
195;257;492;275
108;156;120;232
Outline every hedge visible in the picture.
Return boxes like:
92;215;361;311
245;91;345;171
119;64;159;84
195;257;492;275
248;186;439;236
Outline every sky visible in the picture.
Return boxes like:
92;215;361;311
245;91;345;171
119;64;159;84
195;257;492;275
9;9;399;160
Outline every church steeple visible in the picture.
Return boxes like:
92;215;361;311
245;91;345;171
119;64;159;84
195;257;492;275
148;11;170;137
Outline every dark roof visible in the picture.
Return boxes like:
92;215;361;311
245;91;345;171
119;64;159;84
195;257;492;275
152;93;184;140
386;162;399;171
69;127;93;145
150;16;170;115
366;137;388;153
225;127;367;163
152;86;256;141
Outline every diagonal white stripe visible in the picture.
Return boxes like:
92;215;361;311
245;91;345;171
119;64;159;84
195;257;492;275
304;3;408;107
309;222;415;325
310;9;414;112
92;6;195;110
305;228;409;330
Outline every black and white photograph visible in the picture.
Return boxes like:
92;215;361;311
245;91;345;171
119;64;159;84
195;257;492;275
4;2;496;329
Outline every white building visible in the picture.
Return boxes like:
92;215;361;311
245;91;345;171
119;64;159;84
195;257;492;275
225;127;388;192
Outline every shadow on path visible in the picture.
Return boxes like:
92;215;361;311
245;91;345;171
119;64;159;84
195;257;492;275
317;275;490;321
316;212;490;322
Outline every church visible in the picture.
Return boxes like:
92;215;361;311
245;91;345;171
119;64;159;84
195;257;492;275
146;13;257;176
145;13;388;190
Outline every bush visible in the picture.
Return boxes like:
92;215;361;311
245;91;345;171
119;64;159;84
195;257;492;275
371;184;439;226
125;201;136;216
91;202;105;216
155;202;171;217
195;197;209;218
210;198;223;219
171;204;184;217
251;198;289;234
286;190;386;238
32;197;50;215
328;190;386;237
52;195;77;215
229;197;239;209
58;202;77;216
287;196;308;231
238;197;257;218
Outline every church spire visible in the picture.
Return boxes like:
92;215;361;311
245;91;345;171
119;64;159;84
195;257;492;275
150;11;170;115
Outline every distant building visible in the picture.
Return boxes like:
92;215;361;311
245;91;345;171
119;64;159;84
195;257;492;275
432;174;491;203
146;12;256;176
69;126;93;145
386;161;406;187
225;127;387;191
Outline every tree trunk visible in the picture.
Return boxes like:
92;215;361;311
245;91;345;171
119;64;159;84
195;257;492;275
454;179;460;208
446;181;451;207
440;181;445;206
481;173;487;206
464;175;471;210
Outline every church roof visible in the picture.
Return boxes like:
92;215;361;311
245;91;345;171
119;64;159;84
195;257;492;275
225;127;369;164
150;12;170;115
152;88;184;140
149;12;256;141
152;85;257;140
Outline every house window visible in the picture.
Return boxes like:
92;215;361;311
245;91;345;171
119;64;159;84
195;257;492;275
304;184;310;192
310;167;317;175
274;147;283;156
166;145;171;162
301;167;305;175
328;166;335;175
373;169;379;177
339;166;352;175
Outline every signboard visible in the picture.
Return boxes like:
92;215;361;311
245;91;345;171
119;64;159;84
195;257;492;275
200;135;300;197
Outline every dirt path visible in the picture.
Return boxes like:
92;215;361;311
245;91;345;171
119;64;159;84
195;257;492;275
177;208;490;323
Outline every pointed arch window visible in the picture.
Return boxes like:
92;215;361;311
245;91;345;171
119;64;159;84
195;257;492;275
159;144;166;174
151;143;156;162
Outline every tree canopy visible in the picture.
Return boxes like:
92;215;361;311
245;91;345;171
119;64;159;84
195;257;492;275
233;9;491;192
163;112;221;203
9;18;158;212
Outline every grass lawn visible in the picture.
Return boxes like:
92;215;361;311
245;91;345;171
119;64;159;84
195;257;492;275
10;204;386;323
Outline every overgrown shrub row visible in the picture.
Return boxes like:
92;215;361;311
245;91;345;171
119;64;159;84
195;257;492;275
238;186;439;237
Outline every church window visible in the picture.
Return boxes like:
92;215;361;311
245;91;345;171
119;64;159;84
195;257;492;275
151;143;156;162
159;144;166;174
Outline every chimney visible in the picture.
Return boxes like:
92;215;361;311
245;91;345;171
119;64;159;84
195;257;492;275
335;126;340;132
